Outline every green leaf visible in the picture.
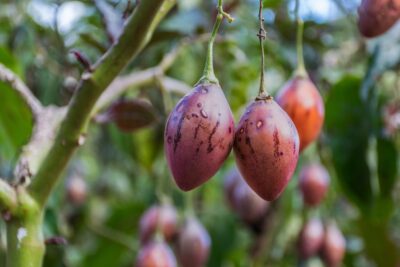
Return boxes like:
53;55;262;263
0;46;22;76
325;75;373;210
377;136;398;197
0;81;34;160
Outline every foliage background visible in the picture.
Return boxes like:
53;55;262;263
0;0;399;266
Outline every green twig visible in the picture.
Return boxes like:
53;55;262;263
294;0;307;78
198;0;233;85
0;179;17;215
256;0;270;99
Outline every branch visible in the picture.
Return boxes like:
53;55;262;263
0;63;42;117
95;34;211;111
0;179;17;215
29;0;176;207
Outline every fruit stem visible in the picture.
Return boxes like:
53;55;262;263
256;0;270;99
294;0;307;78
198;0;234;85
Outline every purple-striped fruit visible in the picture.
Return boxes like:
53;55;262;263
233;97;300;201
139;204;178;244
177;216;211;267
321;224;346;267
299;163;330;207
297;218;324;259
358;0;400;38
135;240;177;267
165;83;234;191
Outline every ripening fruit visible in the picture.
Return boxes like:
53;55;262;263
177;216;211;267
135;240;177;267
358;0;400;38
321;223;346;267
104;99;157;132
233;97;300;201
297;218;324;259
299;163;330;207
165;83;235;191
139;204;179;244
223;168;268;224
276;76;324;151
66;175;87;205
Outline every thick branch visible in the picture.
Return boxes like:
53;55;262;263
0;63;42;116
0;179;17;214
29;0;176;207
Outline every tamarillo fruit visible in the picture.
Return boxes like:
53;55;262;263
276;76;324;151
297;218;324;259
233;97;300;201
66;175;87;205
320;223;346;267
299;163;330;207
223;168;268;224
165;83;234;191
177;216;211;267
358;0;400;38
139;204;179;244
135;240;177;267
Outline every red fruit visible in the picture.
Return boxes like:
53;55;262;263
224;169;268;224
321;224;346;267
177;217;211;267
164;83;235;191
297;218;324;259
135;240;177;267
233;97;300;201
358;0;400;38
105;99;157;132
139;204;178;244
299;164;330;207
66;175;87;205
276;76;324;151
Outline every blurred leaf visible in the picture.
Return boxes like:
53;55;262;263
0;46;22;75
263;0;283;8
0;81;34;160
325;75;373;210
361;24;400;100
94;0;123;43
377;136;398;197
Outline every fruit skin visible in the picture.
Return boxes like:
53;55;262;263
233;98;300;201
321;224;346;267
135;240;177;267
276;76;324;151
299;163;330;207
223;168;268;224
297;218;324;259
177;216;211;267
358;0;400;38
139;204;179;244
165;83;235;191
109;99;157;132
66;175;87;205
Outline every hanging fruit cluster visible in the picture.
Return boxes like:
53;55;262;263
135;203;211;267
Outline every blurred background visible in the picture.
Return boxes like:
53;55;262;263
0;0;399;266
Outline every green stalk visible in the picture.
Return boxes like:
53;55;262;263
198;0;233;85
255;0;271;100
294;0;307;78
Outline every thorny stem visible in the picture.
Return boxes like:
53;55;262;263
198;0;233;85
294;0;307;78
256;0;270;100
